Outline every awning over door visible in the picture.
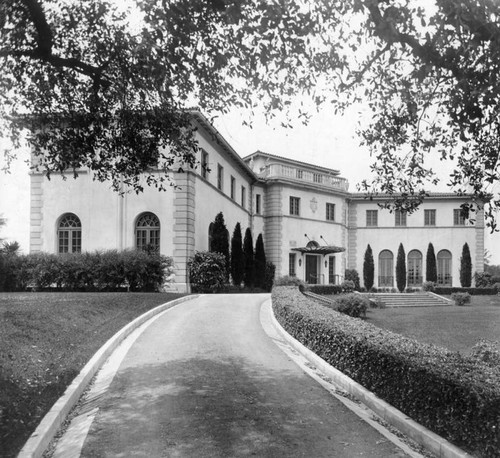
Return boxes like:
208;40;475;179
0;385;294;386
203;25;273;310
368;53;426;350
291;246;345;255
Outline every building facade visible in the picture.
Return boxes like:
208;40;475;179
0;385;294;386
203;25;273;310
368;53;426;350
30;111;484;292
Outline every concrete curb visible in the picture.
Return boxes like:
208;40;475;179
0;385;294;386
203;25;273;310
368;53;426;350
18;294;200;458
269;302;474;458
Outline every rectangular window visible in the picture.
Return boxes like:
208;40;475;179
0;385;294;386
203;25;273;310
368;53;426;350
296;169;303;179
217;164;223;191
289;253;296;276
366;210;378;227
290;196;300;216
424;209;436;226
241;186;246;208
328;257;336;284
326;203;335;221
201;150;209;179
454;209;466;226
395;210;407;226
255;194;261;215
230;176;235;199
313;173;322;184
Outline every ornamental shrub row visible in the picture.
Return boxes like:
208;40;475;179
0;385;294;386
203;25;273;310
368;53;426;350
306;284;342;295
434;286;497;295
272;286;500;457
0;250;172;292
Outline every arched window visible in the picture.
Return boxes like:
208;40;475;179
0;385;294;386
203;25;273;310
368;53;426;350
407;250;423;286
437;250;452;286
378;250;394;287
58;213;81;254
136;212;160;252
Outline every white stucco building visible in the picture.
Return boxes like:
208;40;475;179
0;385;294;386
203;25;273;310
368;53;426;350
29;111;484;292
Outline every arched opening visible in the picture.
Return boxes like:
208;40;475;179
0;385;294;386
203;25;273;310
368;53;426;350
437;250;452;286
58;213;82;254
407;250;423;286
378;250;394;287
135;212;160;253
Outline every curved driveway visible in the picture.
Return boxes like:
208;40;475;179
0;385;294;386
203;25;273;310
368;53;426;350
69;294;410;457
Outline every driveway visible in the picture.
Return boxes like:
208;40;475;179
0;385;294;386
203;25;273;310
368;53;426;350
54;294;411;457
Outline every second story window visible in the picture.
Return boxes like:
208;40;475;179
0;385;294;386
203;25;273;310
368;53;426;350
255;194;261;214
395;210;407;226
453;209;466;226
326;203;335;221
424;209;436;226
366;210;378;227
313;173;322;183
217;164;223;191
201;150;209;179
230;176;235;199
290;196;300;216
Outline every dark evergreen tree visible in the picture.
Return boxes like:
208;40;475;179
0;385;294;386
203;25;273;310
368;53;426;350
254;233;266;289
460;242;472;287
426;243;437;282
363;244;374;291
209;212;230;281
243;228;255;287
396;243;406;292
230;223;244;286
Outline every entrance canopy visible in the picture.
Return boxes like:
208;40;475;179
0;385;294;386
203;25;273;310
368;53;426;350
291;246;345;255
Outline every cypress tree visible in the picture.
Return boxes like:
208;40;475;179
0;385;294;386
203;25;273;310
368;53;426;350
230;223;244;286
363;244;374;290
426;243;437;282
210;212;230;281
243;227;255;287
254;233;266;288
396;243;406;292
460;242;472;287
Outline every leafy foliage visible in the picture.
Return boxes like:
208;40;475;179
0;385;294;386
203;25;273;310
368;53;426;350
344;269;360;291
460;242;472;287
209;212;230;280
396;243;406;292
363;244;374;291
306;284;342;295
272;286;500;457
230;222;244;286
243;227;254;287
264;261;275;292
426;243;437;282
341;280;355;293
422;281;436;292
469;340;500;367
188;251;226;293
451;292;472;306
334;293;369;318
274;275;305;290
254;233;266;289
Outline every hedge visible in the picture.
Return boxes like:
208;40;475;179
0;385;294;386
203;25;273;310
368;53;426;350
272;286;500;457
434;286;497;295
306;284;342;295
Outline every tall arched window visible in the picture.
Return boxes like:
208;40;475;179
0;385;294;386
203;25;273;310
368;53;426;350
136;212;160;252
58;213;81;254
378;250;394;287
407;250;423;286
437;250;452;286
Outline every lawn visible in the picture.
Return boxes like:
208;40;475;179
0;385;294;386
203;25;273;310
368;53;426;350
365;295;500;354
0;292;186;458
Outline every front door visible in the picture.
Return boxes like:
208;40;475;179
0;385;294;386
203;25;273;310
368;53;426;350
306;255;318;284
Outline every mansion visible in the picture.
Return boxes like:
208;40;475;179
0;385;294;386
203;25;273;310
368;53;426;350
29;111;484;292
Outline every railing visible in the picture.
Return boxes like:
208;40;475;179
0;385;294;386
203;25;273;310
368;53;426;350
262;163;349;191
437;274;452;286
378;276;394;287
407;275;423;286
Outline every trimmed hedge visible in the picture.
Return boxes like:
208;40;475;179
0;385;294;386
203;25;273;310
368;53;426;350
272;286;500;457
306;284;342;295
434;287;497;295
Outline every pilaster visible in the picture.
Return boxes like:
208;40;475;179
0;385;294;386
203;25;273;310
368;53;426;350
29;174;43;253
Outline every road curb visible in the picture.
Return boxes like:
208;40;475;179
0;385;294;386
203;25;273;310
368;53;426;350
268;300;473;458
18;294;199;458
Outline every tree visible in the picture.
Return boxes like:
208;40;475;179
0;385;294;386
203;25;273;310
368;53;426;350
425;243;437;282
254;233;266;289
460;242;472;287
243;227;254;287
396;243;406;292
363;244;374;291
344;269;360;291
230;222;244;287
3;1;500;226
209;212;229;281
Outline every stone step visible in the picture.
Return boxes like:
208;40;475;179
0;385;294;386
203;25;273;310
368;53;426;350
365;293;451;307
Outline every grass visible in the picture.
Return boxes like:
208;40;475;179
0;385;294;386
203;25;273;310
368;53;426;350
0;292;186;458
365;295;500;354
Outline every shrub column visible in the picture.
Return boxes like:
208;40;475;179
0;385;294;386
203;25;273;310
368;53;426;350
210;212;230;281
460;242;472;287
396;243;406;292
426;243;437;282
230;223;244;286
254;233;266;288
363;244;374;290
243;228;255;287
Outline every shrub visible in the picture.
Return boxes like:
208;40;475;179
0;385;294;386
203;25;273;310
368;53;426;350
422;281;436;292
264;262;276;292
272;287;500;457
243;228;255;287
460;243;472;287
475;271;493;287
307;284;342;295
344;269;360;290
230;223;244;286
274;275;306;290
469;340;500;367
341;280;355;292
434;286;497;295
451;292;471;306
396;243;406;292
363;244;374;291
494;283;500;292
188;251;226;293
335;293;369;318
210;212;230;281
426;243;437;282
254;233;267;289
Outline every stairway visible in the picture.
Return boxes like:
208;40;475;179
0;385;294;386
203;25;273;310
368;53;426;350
365;292;452;307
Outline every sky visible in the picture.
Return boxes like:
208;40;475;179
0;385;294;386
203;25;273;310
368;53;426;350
1;104;499;265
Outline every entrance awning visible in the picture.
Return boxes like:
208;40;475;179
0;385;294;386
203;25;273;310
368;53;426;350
291;246;345;255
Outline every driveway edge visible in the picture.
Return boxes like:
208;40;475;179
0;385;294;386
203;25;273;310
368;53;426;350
18;295;199;458
269;300;473;458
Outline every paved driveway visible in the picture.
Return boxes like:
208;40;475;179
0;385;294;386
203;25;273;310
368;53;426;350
56;294;411;457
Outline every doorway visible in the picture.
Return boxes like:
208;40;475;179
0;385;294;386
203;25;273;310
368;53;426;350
305;255;318;284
